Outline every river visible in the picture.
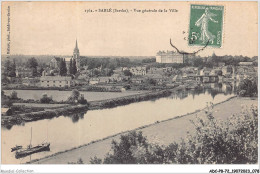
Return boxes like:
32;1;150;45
2;85;235;164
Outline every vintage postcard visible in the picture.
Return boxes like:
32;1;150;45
1;1;258;173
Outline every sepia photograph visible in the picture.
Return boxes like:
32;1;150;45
0;1;258;173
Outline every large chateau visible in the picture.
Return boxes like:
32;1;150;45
156;50;184;64
50;40;81;70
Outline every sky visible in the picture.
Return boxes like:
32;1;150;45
1;1;258;57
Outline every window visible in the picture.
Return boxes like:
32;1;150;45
60;81;62;83
42;81;44;83
53;81;55;83
47;81;49;83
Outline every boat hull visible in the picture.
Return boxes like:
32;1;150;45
15;143;50;159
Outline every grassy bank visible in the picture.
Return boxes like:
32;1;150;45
88;90;172;110
1;105;88;126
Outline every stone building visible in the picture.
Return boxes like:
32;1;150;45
156;50;184;64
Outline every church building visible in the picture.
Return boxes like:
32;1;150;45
50;39;81;71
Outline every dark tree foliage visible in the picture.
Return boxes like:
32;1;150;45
27;58;38;77
40;94;53;103
69;59;73;75
123;70;132;77
3;60;16;77
59;58;67;76
142;58;156;63
238;77;258;97
72;59;77;75
9;59;16;77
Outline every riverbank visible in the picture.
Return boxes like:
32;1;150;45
1;89;173;127
1;105;89;126
29;96;257;164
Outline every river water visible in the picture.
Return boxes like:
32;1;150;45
2;84;235;164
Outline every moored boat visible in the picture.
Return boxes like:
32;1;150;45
15;143;50;159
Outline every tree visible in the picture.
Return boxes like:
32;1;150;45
27;58;38;77
10;90;18;100
69;59;73;75
238;77;258;97
40;94;53;103
67;89;80;103
3;60;11;77
146;78;157;86
59;59;67;76
193;58;204;67
78;95;88;104
123;70;132;77
72;59;77;75
9;60;16;77
27;57;38;69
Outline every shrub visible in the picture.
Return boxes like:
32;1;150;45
238;77;258;97
78;95;88;104
10;90;18;100
40;94;53;103
67;89;80;103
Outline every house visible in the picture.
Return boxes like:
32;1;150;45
196;76;219;83
131;77;145;84
16;68;32;78
147;67;164;75
130;66;147;76
200;68;212;76
40;76;73;87
50;57;62;69
145;74;164;84
89;77;100;85
218;62;225;67
110;73;128;82
222;66;233;76
239;62;253;66
210;69;222;76
99;77;110;84
113;67;123;74
172;74;182;82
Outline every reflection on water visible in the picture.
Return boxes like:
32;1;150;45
1;84;235;164
64;112;86;123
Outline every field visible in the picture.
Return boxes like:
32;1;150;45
3;90;149;102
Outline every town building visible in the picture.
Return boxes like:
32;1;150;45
129;66;146;76
40;74;73;88
16;67;32;78
239;62;253;66
156;51;184;64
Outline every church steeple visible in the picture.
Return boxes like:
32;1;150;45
73;39;80;70
74;39;79;52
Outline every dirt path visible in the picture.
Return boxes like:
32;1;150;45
31;97;257;164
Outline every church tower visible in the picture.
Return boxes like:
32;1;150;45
73;39;80;70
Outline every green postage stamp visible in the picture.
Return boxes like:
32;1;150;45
188;4;224;47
